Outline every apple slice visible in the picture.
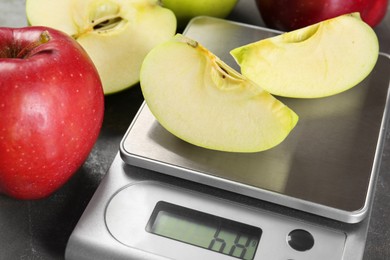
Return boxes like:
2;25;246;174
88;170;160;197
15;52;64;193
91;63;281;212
140;34;298;153
26;0;176;94
230;13;379;98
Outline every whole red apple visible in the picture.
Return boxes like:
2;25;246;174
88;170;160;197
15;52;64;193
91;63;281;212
256;0;388;31
0;26;104;199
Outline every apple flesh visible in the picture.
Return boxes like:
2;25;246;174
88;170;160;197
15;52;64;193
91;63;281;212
160;0;238;29
256;0;388;31
0;26;104;199
140;34;298;153
26;0;177;94
230;13;379;98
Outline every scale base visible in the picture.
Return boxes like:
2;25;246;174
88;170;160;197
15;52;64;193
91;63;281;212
65;154;369;260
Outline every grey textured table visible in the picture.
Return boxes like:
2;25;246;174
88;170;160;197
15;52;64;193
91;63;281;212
0;0;389;259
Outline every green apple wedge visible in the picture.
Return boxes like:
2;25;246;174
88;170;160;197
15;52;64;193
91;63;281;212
140;34;299;153
26;0;176;94
230;13;379;98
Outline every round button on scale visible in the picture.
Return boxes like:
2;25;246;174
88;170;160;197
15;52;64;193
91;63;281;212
287;229;315;252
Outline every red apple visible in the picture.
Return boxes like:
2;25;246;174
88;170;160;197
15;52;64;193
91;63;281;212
255;0;388;31
0;26;104;200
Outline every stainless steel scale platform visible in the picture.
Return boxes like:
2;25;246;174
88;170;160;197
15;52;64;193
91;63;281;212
65;17;390;260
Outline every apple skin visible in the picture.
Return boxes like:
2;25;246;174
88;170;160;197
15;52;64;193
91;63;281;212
161;0;238;28
0;26;104;199
255;0;388;31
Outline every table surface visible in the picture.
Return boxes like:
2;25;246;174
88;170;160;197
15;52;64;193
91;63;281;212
0;0;389;259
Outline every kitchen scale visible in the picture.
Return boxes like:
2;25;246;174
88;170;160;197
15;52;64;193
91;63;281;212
65;17;390;260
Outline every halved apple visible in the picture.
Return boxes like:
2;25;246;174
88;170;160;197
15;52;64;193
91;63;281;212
230;13;379;98
26;0;176;94
140;34;298;153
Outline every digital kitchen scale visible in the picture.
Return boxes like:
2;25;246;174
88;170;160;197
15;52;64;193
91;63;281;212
65;17;390;260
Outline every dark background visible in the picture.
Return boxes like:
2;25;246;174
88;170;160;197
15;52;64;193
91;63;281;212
1;0;390;259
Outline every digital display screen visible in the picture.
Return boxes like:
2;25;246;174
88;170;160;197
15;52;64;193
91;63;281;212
146;201;261;260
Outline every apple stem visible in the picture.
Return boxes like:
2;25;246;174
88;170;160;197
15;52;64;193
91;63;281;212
16;30;51;59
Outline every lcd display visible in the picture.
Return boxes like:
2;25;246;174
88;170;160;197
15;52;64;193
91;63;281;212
146;201;261;260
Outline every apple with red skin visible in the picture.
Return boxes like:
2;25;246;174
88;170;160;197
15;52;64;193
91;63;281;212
256;0;388;31
0;26;104;200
